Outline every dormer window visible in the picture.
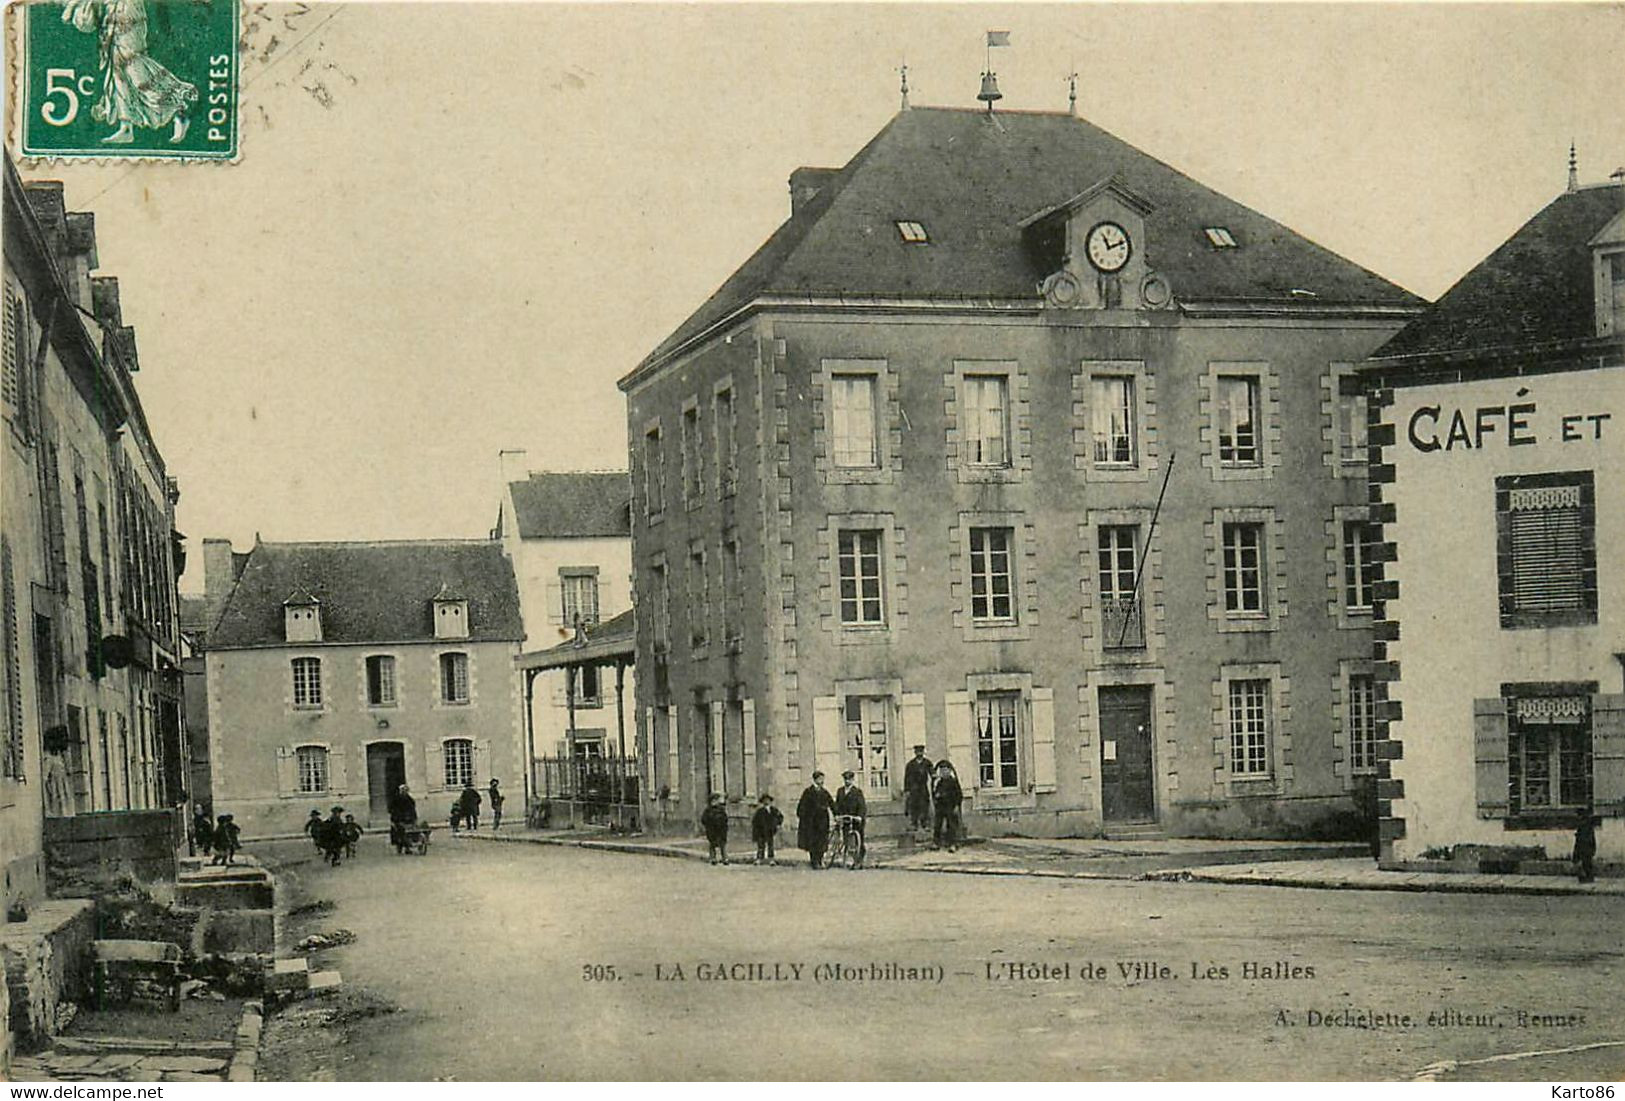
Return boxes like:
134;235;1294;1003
895;221;928;244
1589;208;1625;337
283;588;322;643
433;584;470;640
1204;227;1238;249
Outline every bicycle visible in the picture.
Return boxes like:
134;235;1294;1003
823;814;865;870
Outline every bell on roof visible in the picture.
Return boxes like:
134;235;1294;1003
978;71;1002;108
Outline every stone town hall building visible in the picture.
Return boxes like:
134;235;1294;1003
620;104;1424;838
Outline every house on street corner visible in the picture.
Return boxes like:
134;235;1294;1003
620;103;1426;840
1361;165;1625;873
199;538;525;837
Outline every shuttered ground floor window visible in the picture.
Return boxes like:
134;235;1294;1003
1475;686;1625;827
1509;694;1591;816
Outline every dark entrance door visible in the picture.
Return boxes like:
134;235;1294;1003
1100;686;1155;823
367;742;406;822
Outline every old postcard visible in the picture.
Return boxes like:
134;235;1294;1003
2;0;1623;1085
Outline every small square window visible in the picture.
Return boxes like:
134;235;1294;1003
895;221;928;244
1205;227;1237;248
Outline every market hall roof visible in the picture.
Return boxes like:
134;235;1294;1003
627;106;1424;381
210;540;524;648
1374;182;1625;362
505;471;631;540
515;608;636;673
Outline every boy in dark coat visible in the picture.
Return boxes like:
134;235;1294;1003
903;745;934;832
1575;811;1599;884
344;814;362;859
304;808;323;851
751;793;784;865
932;762;964;852
796;771;835;869
319;806;347;866
192;807;215;856
700;793;730;865
212;814;241;866
458;781;482;831
488;779;505;830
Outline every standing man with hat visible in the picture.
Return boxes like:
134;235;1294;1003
834;769;869;868
902;745;934;833
796;770;835;869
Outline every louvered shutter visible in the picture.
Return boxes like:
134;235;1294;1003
811;696;842;782
944;691;974;790
708;701;724;797
426;741;446;792
1593;695;1625;817
900;693;927;759
1507;487;1588;613
329;746;348;796
275;746;298;796
1030;687;1057;793
475;738;492;787
741;699;757;800
546;580;563;626
1473;698;1510;819
665;705;679;801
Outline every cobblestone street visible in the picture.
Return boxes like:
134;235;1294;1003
259;834;1625;1081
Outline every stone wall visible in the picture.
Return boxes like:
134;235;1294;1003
44;810;182;897
0;899;95;1052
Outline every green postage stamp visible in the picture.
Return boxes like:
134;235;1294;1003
16;0;239;159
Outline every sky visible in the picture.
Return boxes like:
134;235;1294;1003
13;2;1625;589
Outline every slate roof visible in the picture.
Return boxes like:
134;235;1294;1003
506;472;631;540
516;608;636;671
634;106;1423;374
210;540;524;648
1375;183;1625;361
177;595;211;635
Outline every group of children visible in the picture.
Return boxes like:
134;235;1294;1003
700;792;784;865
304;806;364;866
190;807;242;866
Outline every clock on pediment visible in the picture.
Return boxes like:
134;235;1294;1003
1020;176;1173;312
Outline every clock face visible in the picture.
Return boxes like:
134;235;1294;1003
1085;221;1131;273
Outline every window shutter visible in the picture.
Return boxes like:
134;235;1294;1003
665;704;679;801
741;699;757;800
707;701;724;797
329;747;348;795
643;706;656;795
944;690;975;791
811;695;842;782
475;738;492;787
1593;694;1625;817
1472;697;1510;819
427;741;446;792
1030;687;1057;793
275;746;297;796
900;693;927;759
546;580;563;626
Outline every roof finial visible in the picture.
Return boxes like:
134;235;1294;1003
1568;141;1579;193
898;60;910;111
1066;69;1078;116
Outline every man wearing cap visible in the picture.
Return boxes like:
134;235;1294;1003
834;769;868;868
795;770;835;869
902;745;934;833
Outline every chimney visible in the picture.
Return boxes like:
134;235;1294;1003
200;538;237;639
789;167;839;218
495;449;529;539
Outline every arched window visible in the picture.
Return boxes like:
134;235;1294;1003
443;738;473;788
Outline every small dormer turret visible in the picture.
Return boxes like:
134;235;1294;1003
283;585;322;643
433;582;470;640
1019;176;1170;312
1590;199;1625;339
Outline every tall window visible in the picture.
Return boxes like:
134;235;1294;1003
291;657;322;709
975;692;1020;790
963;375;1009;466
296;745;329;793
1509;693;1592;816
1228;679;1271;775
1342;520;1378;612
561;573;599;627
1611;253;1625;332
1091;375;1136;467
443;738;474;788
968;527;1015;622
721;537;741;645
1221;523;1265;614
831;374;878;468
843;696;891;794
3;284;30;431
570;664;601;705
1337;385;1367;465
440;652;470;704
1217;375;1261;466
837;530;885;625
643;426;664;516
681;405;703;504
715;385;737;495
1348;674;1377;773
688;548;708;649
365;655;397;707
651;563;670;653
1097;525;1143;648
1496;473;1597;628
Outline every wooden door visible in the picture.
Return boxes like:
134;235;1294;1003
1099;686;1155;822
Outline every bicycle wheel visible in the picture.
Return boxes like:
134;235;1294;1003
822;835;840;869
844;830;862;869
